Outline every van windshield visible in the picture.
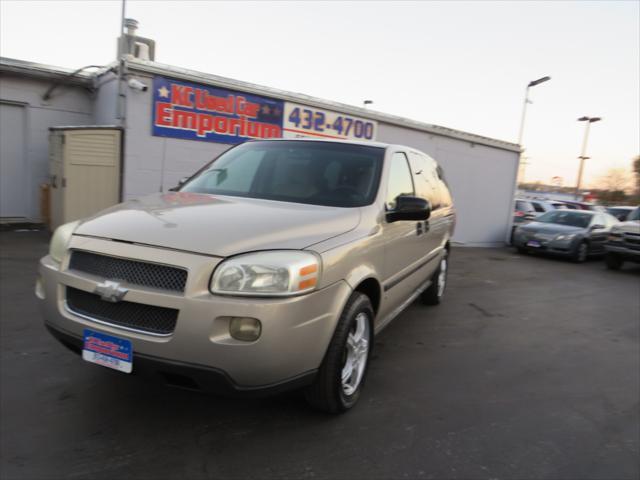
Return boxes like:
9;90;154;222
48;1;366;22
181;141;384;207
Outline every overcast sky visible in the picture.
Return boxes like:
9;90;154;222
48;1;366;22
1;0;638;188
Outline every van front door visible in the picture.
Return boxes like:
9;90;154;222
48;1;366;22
379;152;427;324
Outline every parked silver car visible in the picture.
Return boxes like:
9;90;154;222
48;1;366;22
512;209;619;262
36;139;455;413
605;206;640;269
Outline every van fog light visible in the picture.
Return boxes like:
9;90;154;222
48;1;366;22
35;274;45;300
229;317;261;342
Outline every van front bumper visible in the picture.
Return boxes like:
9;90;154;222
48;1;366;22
44;322;317;396
37;238;352;391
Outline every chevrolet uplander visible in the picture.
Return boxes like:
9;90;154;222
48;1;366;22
37;139;455;413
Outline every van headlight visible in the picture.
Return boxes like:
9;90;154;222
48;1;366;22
49;221;80;263
210;251;321;296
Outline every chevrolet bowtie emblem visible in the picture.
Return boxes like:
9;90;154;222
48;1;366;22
94;280;128;303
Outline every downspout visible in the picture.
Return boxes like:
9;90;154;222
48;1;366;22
116;0;129;202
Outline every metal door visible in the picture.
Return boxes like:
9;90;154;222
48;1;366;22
0;103;27;218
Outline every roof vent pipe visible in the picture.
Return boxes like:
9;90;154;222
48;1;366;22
124;18;139;37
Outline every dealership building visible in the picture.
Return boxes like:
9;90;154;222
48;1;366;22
0;25;520;245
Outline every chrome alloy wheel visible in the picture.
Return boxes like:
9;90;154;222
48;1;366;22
437;256;448;297
341;312;370;396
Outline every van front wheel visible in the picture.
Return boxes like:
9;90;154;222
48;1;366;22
305;292;373;413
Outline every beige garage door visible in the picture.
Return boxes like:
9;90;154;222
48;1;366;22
49;128;121;229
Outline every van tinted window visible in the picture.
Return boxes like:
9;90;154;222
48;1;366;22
408;152;440;208
438;178;452;209
386;152;414;210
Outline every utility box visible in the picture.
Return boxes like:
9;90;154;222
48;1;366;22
48;126;122;230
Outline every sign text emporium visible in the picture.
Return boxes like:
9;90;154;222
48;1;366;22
152;77;284;144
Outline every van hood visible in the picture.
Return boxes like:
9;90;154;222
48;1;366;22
74;192;361;257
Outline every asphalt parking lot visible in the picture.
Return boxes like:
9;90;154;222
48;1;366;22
1;230;638;480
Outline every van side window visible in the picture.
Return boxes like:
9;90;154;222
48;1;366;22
432;159;453;209
386;152;414;210
408;152;440;209
438;177;453;209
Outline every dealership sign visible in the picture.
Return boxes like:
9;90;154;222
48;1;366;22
152;76;284;144
151;76;377;144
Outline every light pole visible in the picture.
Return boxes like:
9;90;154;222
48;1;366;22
363;100;373;108
574;116;601;200
517;76;551;183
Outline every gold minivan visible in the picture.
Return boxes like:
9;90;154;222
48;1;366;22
37;139;455;413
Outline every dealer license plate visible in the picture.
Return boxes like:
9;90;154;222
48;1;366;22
82;329;133;373
527;240;541;248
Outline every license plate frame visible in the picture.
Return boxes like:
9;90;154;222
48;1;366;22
82;328;133;373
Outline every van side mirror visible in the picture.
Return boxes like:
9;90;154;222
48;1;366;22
168;177;189;192
386;196;431;223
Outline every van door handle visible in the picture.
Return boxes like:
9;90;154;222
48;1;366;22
416;222;423;236
423;220;430;233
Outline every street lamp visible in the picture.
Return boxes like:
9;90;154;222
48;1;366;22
363;100;373;108
574;116;602;200
517;76;551;183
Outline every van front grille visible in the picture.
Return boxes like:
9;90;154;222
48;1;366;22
69;250;187;293
66;287;178;335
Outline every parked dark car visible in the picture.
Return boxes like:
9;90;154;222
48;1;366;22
512;210;619;262
605;206;640;269
606;206;636;221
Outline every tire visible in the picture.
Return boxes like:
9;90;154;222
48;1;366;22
572;241;589;263
605;252;623;270
421;250;449;306
305;292;373;413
